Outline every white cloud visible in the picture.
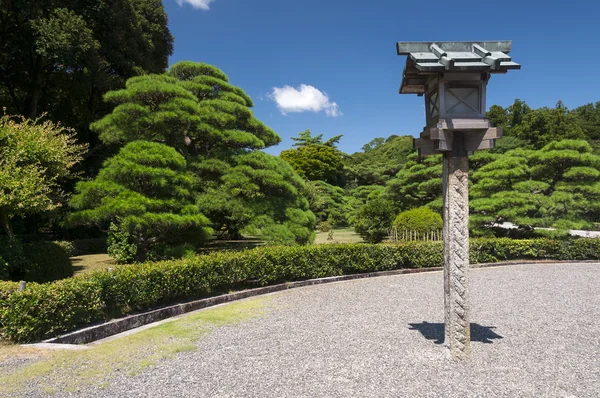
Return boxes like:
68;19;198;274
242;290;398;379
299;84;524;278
269;84;342;117
175;0;215;10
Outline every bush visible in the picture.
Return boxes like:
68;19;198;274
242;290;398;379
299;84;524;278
353;198;395;243
317;221;332;232
107;222;137;264
1;237;599;342
0;239;73;282
21;241;74;283
393;207;443;235
2;278;103;342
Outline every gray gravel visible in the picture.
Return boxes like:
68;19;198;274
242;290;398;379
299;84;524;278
32;263;600;397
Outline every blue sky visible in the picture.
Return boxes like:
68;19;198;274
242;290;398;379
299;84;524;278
164;0;600;155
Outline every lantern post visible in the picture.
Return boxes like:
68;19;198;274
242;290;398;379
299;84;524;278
396;41;520;360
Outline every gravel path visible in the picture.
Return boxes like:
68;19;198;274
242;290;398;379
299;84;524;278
47;263;600;397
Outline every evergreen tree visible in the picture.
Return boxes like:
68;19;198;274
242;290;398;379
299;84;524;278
89;61;314;244
384;153;443;213
70;141;212;262
471;140;600;232
280;144;346;187
346;135;414;185
305;180;351;227
0;0;173;171
291;129;342;147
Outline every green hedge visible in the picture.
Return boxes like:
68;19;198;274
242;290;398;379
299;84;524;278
1;238;599;343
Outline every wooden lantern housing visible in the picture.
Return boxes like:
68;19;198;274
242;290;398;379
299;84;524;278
397;41;520;156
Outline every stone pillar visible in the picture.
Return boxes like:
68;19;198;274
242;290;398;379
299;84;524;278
442;131;471;360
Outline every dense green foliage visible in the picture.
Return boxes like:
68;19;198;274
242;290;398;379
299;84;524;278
70;141;213;262
346;135;414;185
384;153;443;213
281;144;346;186
0;0;173;174
2;237;599;342
0;115;86;239
393;207;443;234
83;61;314;245
353;198;395;243
486;100;586;149
305;180;351;226
572;101;600;141
0;239;73;282
471;140;600;232
106;223;138;264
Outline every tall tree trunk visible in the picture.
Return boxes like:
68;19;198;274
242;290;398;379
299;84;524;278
0;207;15;241
26;56;45;119
135;234;149;263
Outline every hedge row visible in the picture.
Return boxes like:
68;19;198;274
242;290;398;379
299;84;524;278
1;238;599;343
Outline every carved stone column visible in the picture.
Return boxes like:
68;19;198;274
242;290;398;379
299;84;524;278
443;131;471;360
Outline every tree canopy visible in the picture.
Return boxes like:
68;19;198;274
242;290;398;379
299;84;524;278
0;0;173;170
346;135;414;185
70;141;212;262
471;140;600;232
291;129;342;148
280;144;346;187
86;61;314;245
0;115;86;239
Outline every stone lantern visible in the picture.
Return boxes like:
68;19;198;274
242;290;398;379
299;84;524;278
396;41;520;360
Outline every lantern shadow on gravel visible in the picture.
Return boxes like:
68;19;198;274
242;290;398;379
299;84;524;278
408;321;503;344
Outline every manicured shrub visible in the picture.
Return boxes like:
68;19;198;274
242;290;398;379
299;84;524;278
353;198;395;243
0;239;73;283
0;237;598;343
0;281;20;327
393;207;443;236
21;241;74;283
2;278;103;342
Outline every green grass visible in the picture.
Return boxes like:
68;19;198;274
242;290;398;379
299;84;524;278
314;227;364;244
71;254;116;276
0;297;271;395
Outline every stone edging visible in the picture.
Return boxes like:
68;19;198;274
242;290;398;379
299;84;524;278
41;260;598;345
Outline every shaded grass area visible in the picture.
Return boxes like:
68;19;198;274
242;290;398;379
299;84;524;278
0;297;271;396
71;254;116;277
315;228;363;244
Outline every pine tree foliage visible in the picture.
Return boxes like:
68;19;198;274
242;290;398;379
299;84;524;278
471;140;600;231
346;135;414;185
91;63;280;155
196;152;315;244
305;180;351;227
384;153;443;213
70;141;212;262
291;129;342;148
88;62;313;244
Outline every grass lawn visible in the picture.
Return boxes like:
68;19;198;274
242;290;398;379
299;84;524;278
314;227;363;244
71;254;116;277
0;297;271;396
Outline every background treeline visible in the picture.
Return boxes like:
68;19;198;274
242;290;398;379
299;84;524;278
284;99;600;242
1;0;599;278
